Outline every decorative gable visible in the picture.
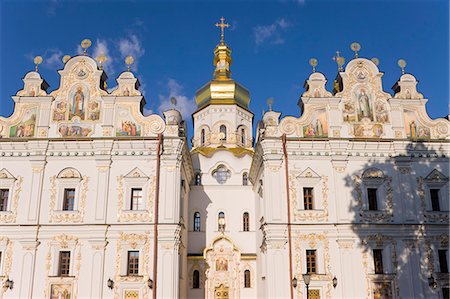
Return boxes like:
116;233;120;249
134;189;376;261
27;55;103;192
124;167;148;179
424;169;448;184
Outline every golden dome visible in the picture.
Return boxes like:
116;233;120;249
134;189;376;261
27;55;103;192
195;41;250;111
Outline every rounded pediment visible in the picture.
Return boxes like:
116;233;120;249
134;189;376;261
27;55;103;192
308;72;326;81
23;71;42;80
344;58;380;77
117;71;136;80
63;55;98;73
399;74;417;83
362;167;384;179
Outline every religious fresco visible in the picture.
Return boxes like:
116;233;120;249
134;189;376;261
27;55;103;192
303;109;328;137
9;108;36;137
216;257;228;271
50;284;72;299
58;120;93;137
353;123;383;138
404;110;430;140
53;101;68;121
116;108;141;136
69;85;89;120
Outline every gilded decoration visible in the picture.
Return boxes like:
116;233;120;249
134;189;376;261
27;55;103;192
44;234;82;299
203;235;242;299
114;232;150;299
0;237;13;296
116;174;155;222
294;233;332;299
352;174;393;222
290;174;329;222
49;175;89;223
0;176;23;223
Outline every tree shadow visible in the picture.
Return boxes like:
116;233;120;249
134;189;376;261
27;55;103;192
343;141;449;299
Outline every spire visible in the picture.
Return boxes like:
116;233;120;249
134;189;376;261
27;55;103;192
213;17;232;80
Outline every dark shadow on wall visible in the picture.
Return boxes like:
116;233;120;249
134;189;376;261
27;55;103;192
343;141;449;299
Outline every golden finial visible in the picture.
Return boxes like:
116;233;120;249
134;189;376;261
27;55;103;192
215;17;230;44
125;55;134;71
62;55;71;64
397;59;407;75
267;98;274;111
96;54;107;70
371;57;380;66
309;58;318;72
33;56;43;72
350;42;361;58
332;51;345;71
81;39;92;55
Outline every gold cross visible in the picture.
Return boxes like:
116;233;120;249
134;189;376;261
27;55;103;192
215;17;230;44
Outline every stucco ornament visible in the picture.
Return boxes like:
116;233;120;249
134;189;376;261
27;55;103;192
0;175;23;223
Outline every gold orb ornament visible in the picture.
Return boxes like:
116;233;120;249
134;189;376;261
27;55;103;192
309;58;318;72
371;57;380;66
62;55;71;64
96;54;107;70
125;55;134;71
33;56;43;71
350;42;361;58
398;59;407;74
81;39;92;55
332;51;345;71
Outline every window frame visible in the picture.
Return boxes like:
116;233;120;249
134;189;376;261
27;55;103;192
130;187;144;211
306;249;317;274
192;269;200;289
0;189;9;212
62;188;76;211
430;188;441;211
243;212;250;232
367;188;378;211
373;249;384;274
127;250;140;276
244;269;251;288
58;251;71;277
303;187;314;210
193;212;201;232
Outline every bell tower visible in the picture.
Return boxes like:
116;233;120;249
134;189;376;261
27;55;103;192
192;17;253;154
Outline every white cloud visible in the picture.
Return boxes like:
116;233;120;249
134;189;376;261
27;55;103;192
118;35;145;71
158;78;196;119
92;39;114;74
44;49;63;69
253;18;291;47
143;106;153;116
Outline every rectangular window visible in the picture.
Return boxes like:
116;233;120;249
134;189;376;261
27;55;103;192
130;188;143;210
367;188;378;211
0;189;9;211
430;189;440;211
127;251;139;276
373;249;383;274
439;250;448;273
303;188;314;210
58;251;71;276
306;250;317;274
62;188;75;211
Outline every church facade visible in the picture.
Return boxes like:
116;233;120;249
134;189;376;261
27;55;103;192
0;27;449;299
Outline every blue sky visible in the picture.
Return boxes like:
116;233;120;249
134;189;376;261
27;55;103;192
1;0;448;135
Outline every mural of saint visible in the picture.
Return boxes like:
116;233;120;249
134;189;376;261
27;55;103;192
404;111;430;140
50;284;72;299
58;121;92;138
71;86;85;117
116;108;141;136
216;258;228;271
357;89;372;121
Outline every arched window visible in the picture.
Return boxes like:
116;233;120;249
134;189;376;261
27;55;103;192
242;172;248;186
195;173;201;186
218;211;225;231
219;125;227;141
201;129;206;145
193;269;200;288
244;269;251;288
194;212;201;231
243;212;249;231
241;128;246;145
